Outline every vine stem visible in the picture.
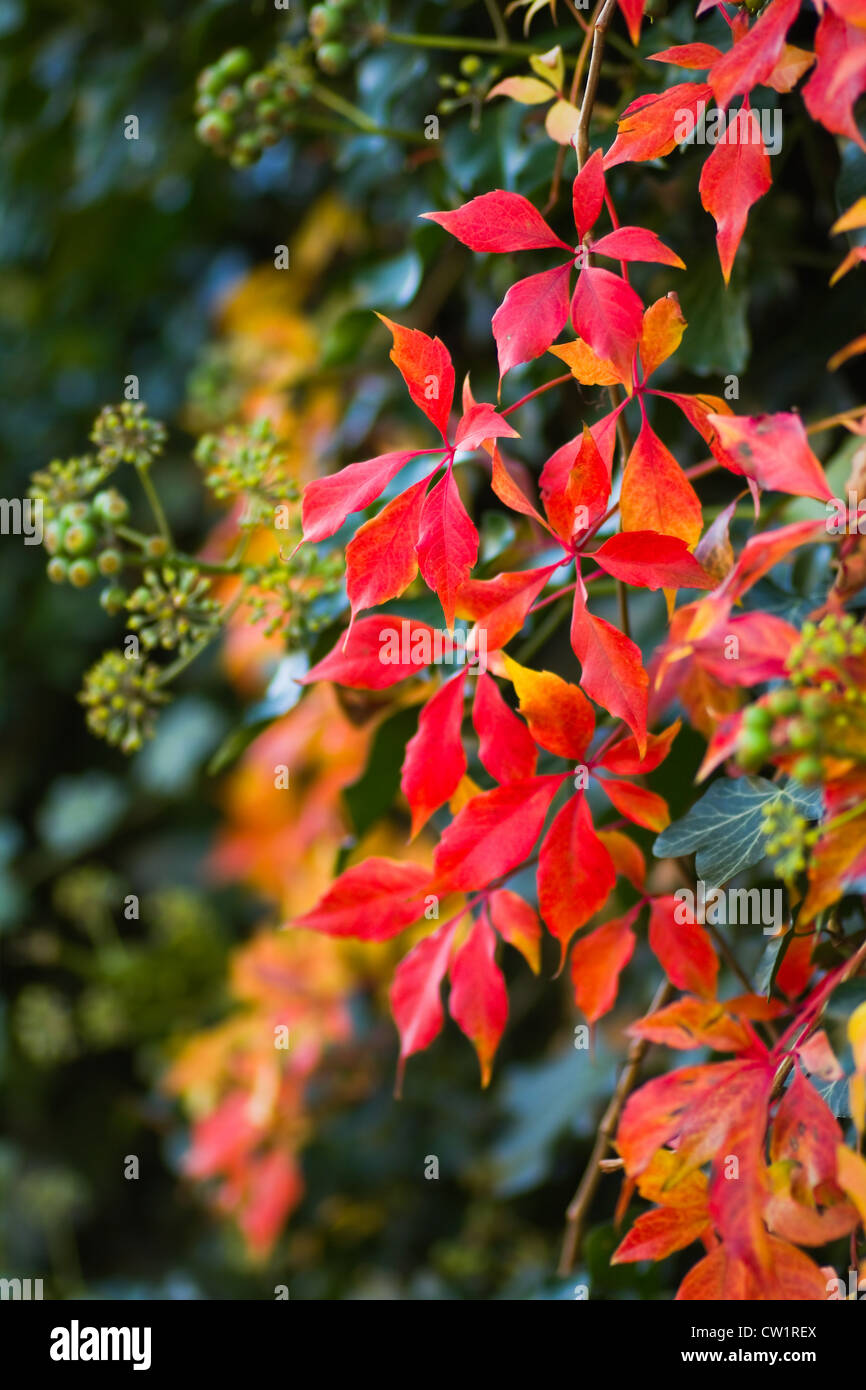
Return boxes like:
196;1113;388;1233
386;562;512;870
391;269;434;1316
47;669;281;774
557;976;675;1276
575;0;618;169
311;84;425;142
379;29;581;61
136;464;173;547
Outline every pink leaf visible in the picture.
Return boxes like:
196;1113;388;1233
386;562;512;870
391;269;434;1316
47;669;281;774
492;263;572;378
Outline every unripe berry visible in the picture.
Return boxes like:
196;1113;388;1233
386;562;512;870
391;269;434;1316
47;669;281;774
47;557;68;584
63;521;97;555
196;111;232;146
217;85;243;113
460;55;482;76
800;690;828;720
60;501;90;526
788;718;819;750
217;48;253;81
44;520;65;555
98;548;123;576
791;754;823;785
316;42;350;76
768;688;799;717
93;488;129;524
197;65;224;96
68;558;97;588
738;728;771;768
100;586;127;615
145;536;168;560
310;4;342;41
743;704;772;731
245;72;272;101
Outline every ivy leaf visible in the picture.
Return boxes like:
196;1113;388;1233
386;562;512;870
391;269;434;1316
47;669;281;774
654;776;822;886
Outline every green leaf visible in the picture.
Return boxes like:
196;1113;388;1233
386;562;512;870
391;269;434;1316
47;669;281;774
654;776;821;886
677;255;749;377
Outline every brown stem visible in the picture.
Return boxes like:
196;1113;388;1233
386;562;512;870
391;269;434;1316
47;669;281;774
575;0;617;170
558;976;674;1276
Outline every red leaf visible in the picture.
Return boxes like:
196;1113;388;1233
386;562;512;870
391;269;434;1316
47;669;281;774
401;671;468;837
538;793;616;958
293;858;430;940
302;615;444;689
345;477;428;630
448;911;508;1086
390;919;459;1093
613;1205;710;1264
571;266;644;391
422;190;569;252
618;1060;741;1175
490;446;547;525
803;10;866;151
458;564;556;652
628;997;751;1052
604;83;713;167
709;0;802;110
488;889;543;974
416;469;479;629
621;419;703;547
454;402;520;452
676;1237;829;1300
600;720;681;776
504;655;595;762
705;412;834;502
649;43;722;69
543;424;611;543
301;450;420;543
377;315;455;438
699;108;772;284
472;671;538;784
570;588;649;754
572;150;606;241
771;1065;842;1190
648;894;719;999
492;263;572;377
591;531;712;590
432;776;561;892
591;226;685;269
597;828;647;889
598;776;670;832
617;0;646;47
571;910;638;1023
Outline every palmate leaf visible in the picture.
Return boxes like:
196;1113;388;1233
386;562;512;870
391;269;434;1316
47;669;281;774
654;776;822;886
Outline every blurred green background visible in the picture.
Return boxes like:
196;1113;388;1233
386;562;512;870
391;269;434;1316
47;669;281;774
1;0;864;1300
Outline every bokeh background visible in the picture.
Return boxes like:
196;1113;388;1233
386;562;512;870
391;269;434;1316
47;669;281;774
1;0;864;1299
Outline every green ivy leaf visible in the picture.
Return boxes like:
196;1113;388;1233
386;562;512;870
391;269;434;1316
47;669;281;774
653;776;822;886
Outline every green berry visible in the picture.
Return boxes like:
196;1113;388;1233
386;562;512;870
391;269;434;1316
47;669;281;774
145;536;168;560
791;755;823;785
197;65;224;96
60;501;90;526
97;548;123;577
310;4;342;41
789;718;819;751
743;704;772;731
316;42;350;76
768;689;799;717
67;558;97;588
738;729;771;768
44;520;65;555
196;111;232;146
47;557;68;584
93;488;129;524
217;85;243;113
63;521;97;556
100;586;127;615
245;72;272;101
460;55;483;77
217;48;253;81
800;691;829;718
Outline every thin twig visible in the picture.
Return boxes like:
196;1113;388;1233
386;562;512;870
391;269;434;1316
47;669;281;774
558;977;674;1275
575;0;617;170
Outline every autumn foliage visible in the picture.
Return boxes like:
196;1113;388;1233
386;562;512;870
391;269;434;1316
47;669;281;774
167;0;866;1297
